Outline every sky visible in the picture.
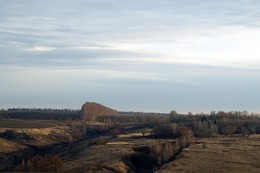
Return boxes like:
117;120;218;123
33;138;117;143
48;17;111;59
1;0;260;113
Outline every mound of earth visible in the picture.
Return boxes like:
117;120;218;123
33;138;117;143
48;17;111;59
80;102;118;121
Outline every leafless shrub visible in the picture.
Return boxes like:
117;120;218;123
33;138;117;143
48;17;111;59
96;137;108;145
111;128;120;138
16;154;63;173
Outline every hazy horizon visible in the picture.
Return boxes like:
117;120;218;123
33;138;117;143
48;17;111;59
1;0;260;113
2;106;259;115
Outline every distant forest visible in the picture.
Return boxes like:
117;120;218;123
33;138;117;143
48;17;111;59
0;108;80;120
0;108;260;136
5;108;80;114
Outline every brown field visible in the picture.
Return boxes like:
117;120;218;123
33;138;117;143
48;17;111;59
63;135;260;173
63;137;176;173
157;135;260;173
0;118;259;173
0;119;75;171
0;138;28;153
0;119;64;129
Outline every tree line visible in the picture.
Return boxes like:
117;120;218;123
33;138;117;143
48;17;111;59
5;108;80;114
169;110;260;137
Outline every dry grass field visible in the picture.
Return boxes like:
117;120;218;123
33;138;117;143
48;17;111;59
0;118;259;173
0;138;28;153
63;136;179;173
63;138;149;173
0;119;74;145
0;119;62;129
0;138;31;170
157;135;260;173
63;135;260;173
0;119;75;171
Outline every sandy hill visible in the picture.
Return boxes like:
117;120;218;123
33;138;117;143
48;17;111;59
80;102;118;121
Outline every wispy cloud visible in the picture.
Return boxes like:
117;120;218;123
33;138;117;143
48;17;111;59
1;0;260;111
23;47;56;52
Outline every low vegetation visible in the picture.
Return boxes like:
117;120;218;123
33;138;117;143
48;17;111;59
157;136;260;173
16;154;63;173
0;130;36;142
0;106;259;172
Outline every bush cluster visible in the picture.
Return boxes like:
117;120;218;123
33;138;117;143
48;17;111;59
16;154;63;173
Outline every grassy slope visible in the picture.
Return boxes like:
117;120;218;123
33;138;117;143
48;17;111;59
1;118;259;173
63;137;147;173
157;135;260;173
0;119;75;171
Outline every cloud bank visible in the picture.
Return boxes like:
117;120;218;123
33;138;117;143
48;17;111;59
1;0;260;112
